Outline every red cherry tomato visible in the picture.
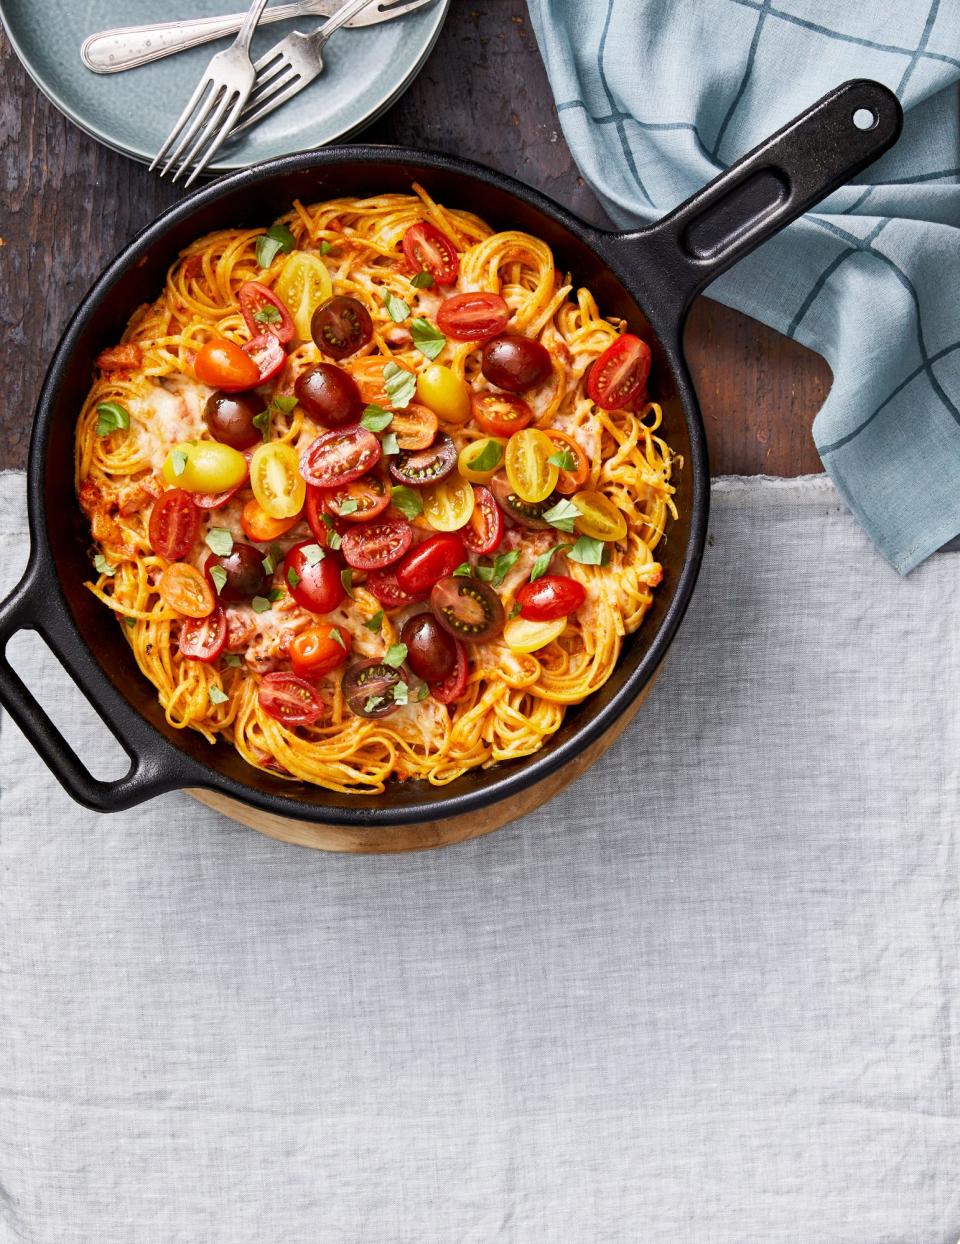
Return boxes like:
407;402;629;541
321;474;391;524
395;532;467;596
586;334;652;410
364;568;424;608
178;606;227;662
289;623;351;679
340;517;414;570
430;637;468;704
516;574;586;621
436;292;509;341
148;488;202;560
402;221;459;286
299;425;381;488
258;671;324;725
194;339;260;391
461;485;503;556
471;392;533;438
305;487;346;547
284;541;345;614
238;281;295;344
242;332;286;385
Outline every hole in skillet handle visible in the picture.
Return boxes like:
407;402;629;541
853;107;879;131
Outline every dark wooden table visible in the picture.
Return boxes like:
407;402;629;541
0;0;829;475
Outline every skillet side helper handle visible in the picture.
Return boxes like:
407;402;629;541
0;559;194;813
604;80;902;319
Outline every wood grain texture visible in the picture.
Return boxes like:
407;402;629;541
0;0;829;476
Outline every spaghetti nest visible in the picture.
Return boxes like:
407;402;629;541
75;187;678;794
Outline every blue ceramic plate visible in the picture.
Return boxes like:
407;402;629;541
0;0;449;169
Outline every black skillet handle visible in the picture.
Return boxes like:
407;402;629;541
0;557;194;813
602;80;902;320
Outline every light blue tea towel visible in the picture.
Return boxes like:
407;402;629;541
526;0;960;574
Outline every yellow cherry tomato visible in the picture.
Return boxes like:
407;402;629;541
502;615;566;653
416;364;471;423
505;428;559;504
571;490;627;541
422;475;476;532
274;252;333;342
162;440;247;494
249;442;305;520
458;437;506;483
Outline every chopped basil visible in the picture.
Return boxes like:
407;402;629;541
272;394;297;414
204;527;233;556
254;393;297;442
330;627;346;649
383;290;410;323
321;515;342;550
223;653;243;668
411;271;434;289
542;498;580;533
548;448;577;471
95;402;130;437
414;681;430;702
476;549;520;587
381;431;399;456
360;404;394;432
410;317;446;360
364;610;384;633
170;448;188;477
301;543;324;566
338;498;360;517
319;240;332;255
267;588;284;602
254;304;282;324
468;438;503;473
382;362;416;408
567;535;606;565
260;550;276;575
453;562;473;577
384;643;407;668
209;565;228;594
93;553;115;577
390;485;422;520
124;616;136;628
340;568;354;598
252;409;270;439
287;566;301;588
251;596;271;613
393;680;409;706
529;547;557;582
365;695;386;713
208;685;229;705
508;602;522;619
256;223;295;268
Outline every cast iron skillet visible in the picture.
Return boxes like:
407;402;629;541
0;80;900;825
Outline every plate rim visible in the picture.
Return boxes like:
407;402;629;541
0;0;451;170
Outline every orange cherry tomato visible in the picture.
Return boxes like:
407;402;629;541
545;429;590;495
389;403;438;451
158;562;215;618
240;497;301;542
194;339;261;391
471;391;533;438
289;623;351;678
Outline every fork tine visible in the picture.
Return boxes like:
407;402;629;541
238;64;299;118
159;81;223;178
252;44;287;75
184;90;248;187
248;55;291;93
149;73;210;172
231;74;306;136
171;86;235;185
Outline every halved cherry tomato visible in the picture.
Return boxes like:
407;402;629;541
250;442;305;520
340;517;413;570
321;474;391;524
430;637;468;704
162;441;248;494
178;606;227;662
365;568;424;608
194;339;260;391
395;532;467;596
274;253;332;342
516;575;586;622
545;429;590;495
402;221;459;286
390;403;438;450
490;472;557;529
289;623;351;678
471;392;533;438
422;475;475;532
342;660;405;718
502;615;566;653
242;332;286;385
389;433;457;488
458;437;505;483
430;575;504;643
238;281;294;344
258;671;324;725
587;333;652;410
192;479;247;510
148;488;201;560
461;485;503;556
158;563;215;618
241;497;300;542
571;490;627;541
505;428;559;504
311;295;373;360
300;425;381;488
284;541;345;614
436;292;509;341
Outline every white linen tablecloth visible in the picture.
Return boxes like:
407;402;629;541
1;469;958;1244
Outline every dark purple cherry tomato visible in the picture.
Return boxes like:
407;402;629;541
342;659;405;718
490;473;558;529
311;295;373;360
389;432;457;488
401;612;457;683
430;638;468;704
204;543;268;601
294;362;362;427
203;391;262;450
430;574;505;643
481;335;552;393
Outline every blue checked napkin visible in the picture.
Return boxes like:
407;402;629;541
526;0;960;574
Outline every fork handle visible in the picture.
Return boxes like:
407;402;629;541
81;4;327;74
308;0;381;48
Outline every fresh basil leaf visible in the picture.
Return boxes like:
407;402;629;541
330;627;346;649
529;548;556;582
301;543;324;566
319;240;332;255
390;485;422;520
548;448;577;471
382;362;416;409
287;566;300;588
251;595;271;613
364;610;384;633
321;514;342;550
392;680;409;706
383;290;410;323
272;393;297;414
254;304;282;324
365;695;385;713
223;653;243;668
361;404;394;432
476;549;520;587
410;317;446;361
209;565;228;594
508;602;522;619
204;527;233;556
124;616;136;628
414;681;430;701
468;439;503;473
542;498;580;534
340;568;354;599
567;535;605;565
95;402;130;437
208;685;229;705
252;409;271;440
170;448;188;477
93;553;115;577
384;643;407;668
338;498;360;517
453;562;473;577
256;223;295;268
381;431;399;456
411;271;434;289
260;551;276;575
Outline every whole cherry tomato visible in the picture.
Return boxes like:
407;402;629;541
283;541;345;614
516;574;586;622
194;339;260;391
395;532;467;596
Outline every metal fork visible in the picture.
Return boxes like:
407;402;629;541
231;0;387;135
149;0;270;188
